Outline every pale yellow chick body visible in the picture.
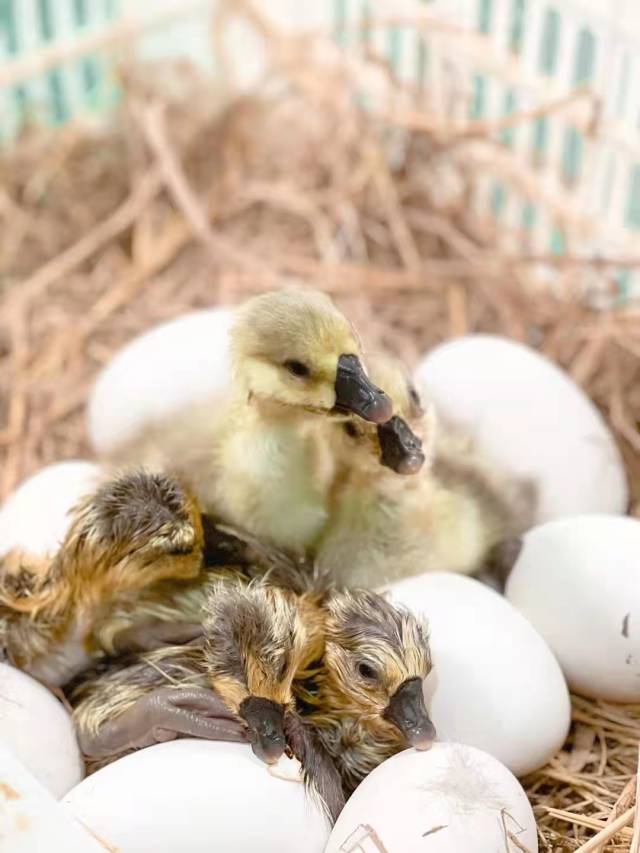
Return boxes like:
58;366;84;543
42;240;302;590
106;288;392;554
316;353;536;587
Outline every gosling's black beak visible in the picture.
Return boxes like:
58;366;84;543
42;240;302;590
383;677;436;750
239;697;286;765
378;415;425;475
333;354;393;424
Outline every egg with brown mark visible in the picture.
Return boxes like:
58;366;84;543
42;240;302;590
506;514;640;701
0;664;84;798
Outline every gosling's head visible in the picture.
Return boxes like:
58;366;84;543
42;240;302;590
67;469;203;592
321;589;435;749
203;580;309;764
338;352;432;475
230;287;392;423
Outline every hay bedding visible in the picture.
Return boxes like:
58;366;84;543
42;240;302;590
0;5;638;850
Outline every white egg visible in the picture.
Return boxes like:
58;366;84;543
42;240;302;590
0;746;102;852
0;664;84;798
62;740;330;852
415;334;627;521
0;461;100;560
506;515;640;701
88;308;234;455
326;743;538;853
388;572;570;776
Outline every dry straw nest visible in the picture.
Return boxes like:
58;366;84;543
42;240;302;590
0;5;638;850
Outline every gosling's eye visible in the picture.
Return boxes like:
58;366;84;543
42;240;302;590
284;359;310;378
407;383;424;416
343;422;361;439
357;662;378;680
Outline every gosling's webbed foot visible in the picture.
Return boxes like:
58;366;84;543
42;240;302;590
110;619;203;654
78;686;247;759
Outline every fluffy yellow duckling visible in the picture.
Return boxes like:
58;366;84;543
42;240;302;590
316;353;536;586
108;288;392;554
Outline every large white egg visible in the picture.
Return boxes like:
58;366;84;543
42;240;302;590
62;740;330;852
326;743;537;853
0;746;102;852
388;572;570;776
506;515;640;701
415;335;627;521
88;308;234;455
0;664;84;798
0;461;100;560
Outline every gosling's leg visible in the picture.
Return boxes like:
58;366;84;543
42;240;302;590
108;619;203;654
284;712;345;824
78;686;247;759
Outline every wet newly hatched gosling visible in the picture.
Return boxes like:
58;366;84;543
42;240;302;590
0;469;210;686
105;287;393;555
316;352;536;586
69;579;344;822
69;577;435;809
298;588;435;795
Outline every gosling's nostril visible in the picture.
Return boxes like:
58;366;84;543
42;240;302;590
260;722;284;742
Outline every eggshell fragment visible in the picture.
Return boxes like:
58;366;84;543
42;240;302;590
88;308;234;455
415;334;627;521
0;664;84;798
326;743;538;853
506;515;640;701
62;740;330;852
388;572;570;776
0;746;102;852
0;461;100;560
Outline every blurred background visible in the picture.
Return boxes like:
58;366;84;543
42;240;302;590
1;0;639;504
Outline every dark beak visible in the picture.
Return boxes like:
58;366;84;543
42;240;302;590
333;354;393;424
239;696;286;765
383;677;436;750
378;416;425;475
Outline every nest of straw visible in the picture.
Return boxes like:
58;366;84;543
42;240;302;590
0;5;638;850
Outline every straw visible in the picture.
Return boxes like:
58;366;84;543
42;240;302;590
0;5;638;848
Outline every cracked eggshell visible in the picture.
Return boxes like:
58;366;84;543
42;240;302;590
326;743;537;853
88;308;234;455
387;572;570;776
62;740;330;853
0;461;101;560
506;515;640;702
0;664;84;798
415;335;627;522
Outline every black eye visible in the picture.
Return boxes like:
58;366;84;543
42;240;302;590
284;360;310;378
343;422;360;439
358;662;378;680
407;383;424;415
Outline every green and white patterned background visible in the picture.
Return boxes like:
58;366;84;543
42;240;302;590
1;0;639;298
